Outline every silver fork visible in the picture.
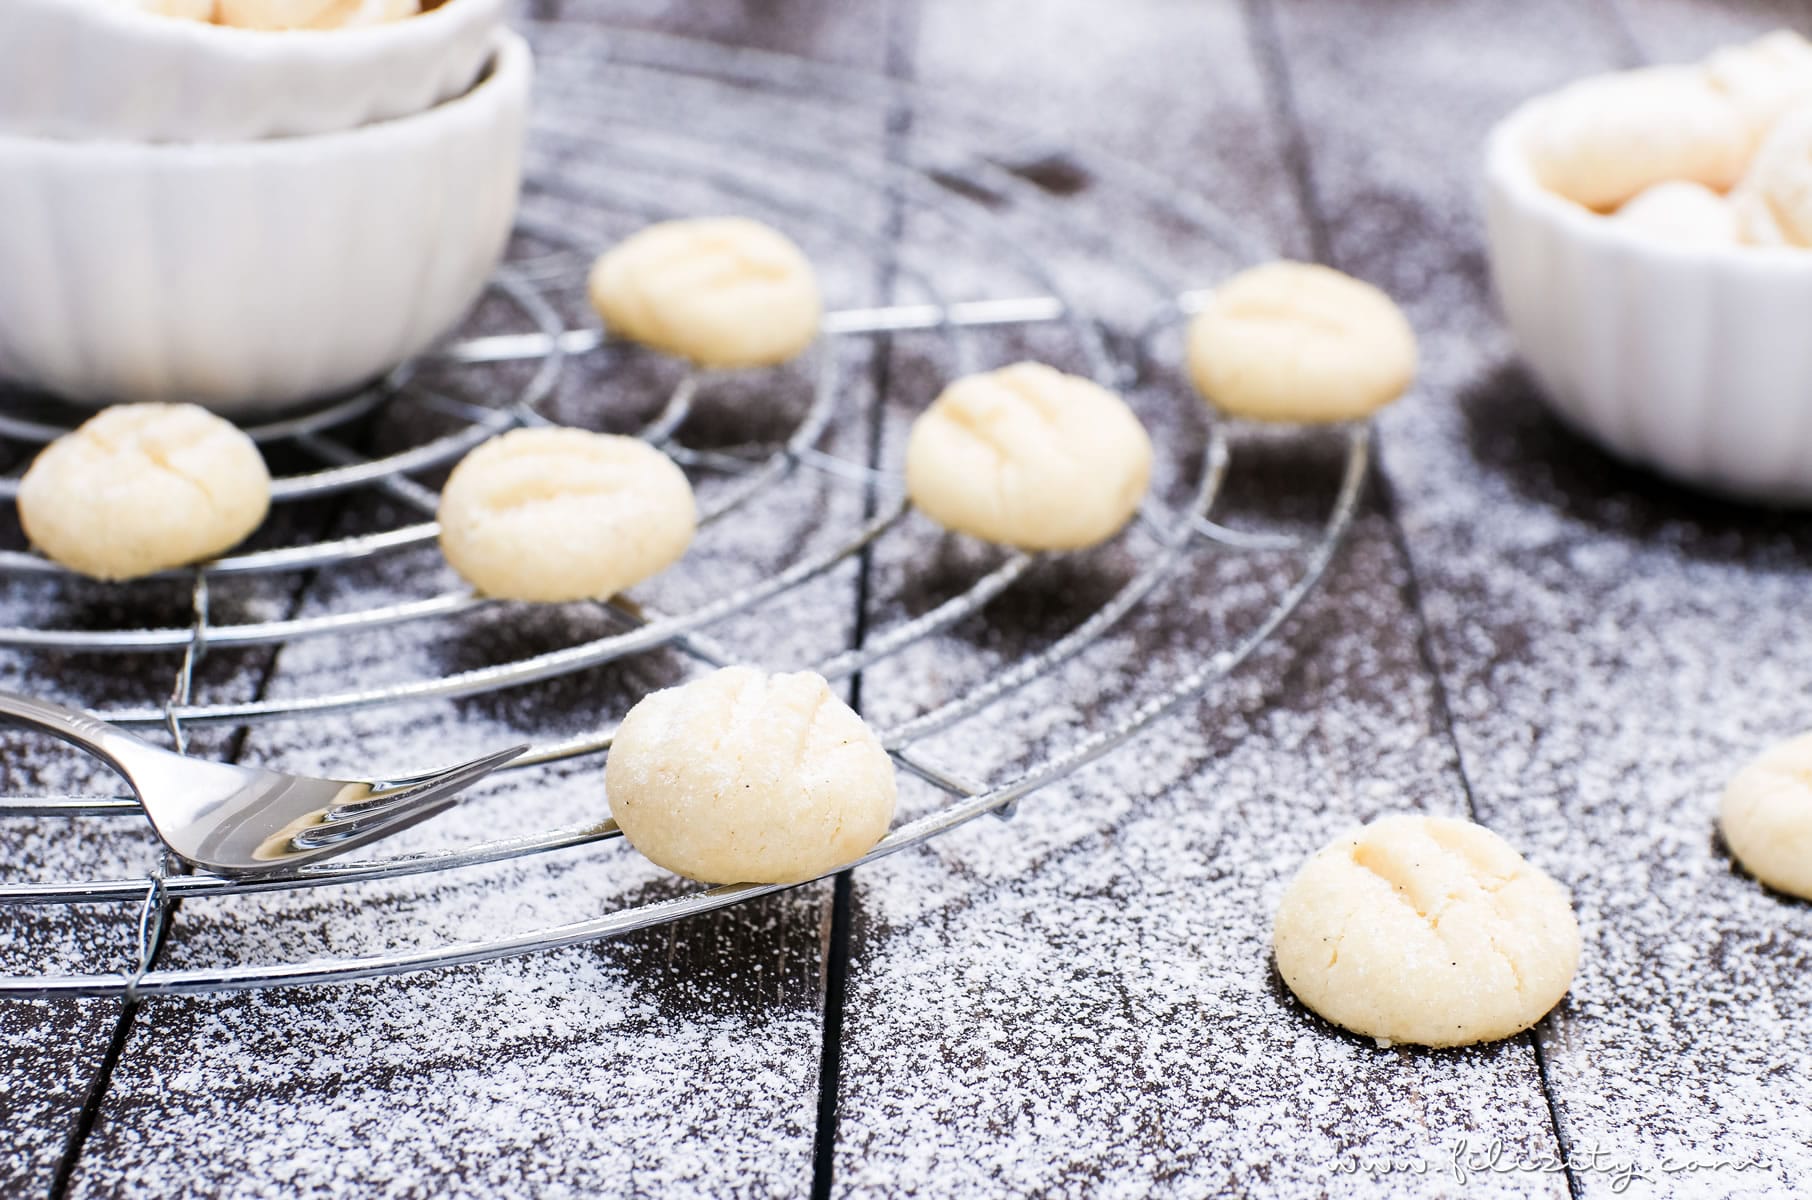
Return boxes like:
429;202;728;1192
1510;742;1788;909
0;690;526;877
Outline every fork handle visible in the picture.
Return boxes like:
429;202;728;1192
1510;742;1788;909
0;689;163;783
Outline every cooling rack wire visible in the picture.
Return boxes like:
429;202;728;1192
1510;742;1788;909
0;25;1370;1000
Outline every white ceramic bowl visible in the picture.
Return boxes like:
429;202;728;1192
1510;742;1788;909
1485;101;1812;505
0;0;505;143
0;29;530;419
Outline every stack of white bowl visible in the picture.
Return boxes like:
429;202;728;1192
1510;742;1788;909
0;0;531;418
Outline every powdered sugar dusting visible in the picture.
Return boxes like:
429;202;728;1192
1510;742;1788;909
4;3;1806;1197
43;19;899;1196
1278;0;1812;1192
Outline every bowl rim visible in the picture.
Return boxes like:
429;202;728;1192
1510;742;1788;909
1485;98;1812;277
22;0;501;55
0;24;529;161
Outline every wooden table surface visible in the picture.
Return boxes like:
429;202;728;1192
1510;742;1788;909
4;1;1812;1197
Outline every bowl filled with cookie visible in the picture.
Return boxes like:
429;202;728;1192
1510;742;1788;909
0;0;506;143
1484;30;1812;505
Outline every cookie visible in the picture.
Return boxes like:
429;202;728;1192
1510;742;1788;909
1705;29;1812;140
904;362;1152;551
115;0;215;20
215;0;417;29
1522;66;1751;210
1613;180;1741;246
587;217;822;368
1272;814;1581;1048
437;427;695;603
17;403;271;581
1730;102;1812;246
1719;731;1812;900
605;666;897;885
1185;261;1417;423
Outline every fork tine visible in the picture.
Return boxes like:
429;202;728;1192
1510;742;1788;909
323;744;529;822
289;794;462;853
290;744;528;852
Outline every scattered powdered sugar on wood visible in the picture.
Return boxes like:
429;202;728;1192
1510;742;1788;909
6;4;1807;1197
54;31;903;1192
1276;0;1812;1192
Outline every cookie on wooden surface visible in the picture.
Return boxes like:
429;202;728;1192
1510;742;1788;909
904;361;1151;550
1720;732;1812;900
588;217;822;368
18;403;270;581
605;666;896;884
437;427;695;603
1186;261;1417;423
1272;814;1580;1048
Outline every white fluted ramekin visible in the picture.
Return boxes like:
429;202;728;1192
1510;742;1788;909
1485;102;1812;505
0;0;504;144
0;29;530;419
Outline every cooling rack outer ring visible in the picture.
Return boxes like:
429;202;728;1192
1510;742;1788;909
0;23;1369;999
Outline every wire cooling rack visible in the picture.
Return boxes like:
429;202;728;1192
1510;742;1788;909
0;25;1369;999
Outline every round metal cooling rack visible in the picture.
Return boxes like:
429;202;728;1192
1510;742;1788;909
0;25;1370;999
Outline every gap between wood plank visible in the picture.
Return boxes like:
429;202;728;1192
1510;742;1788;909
1239;0;1333;265
1238;1;1582;1195
810;4;921;1196
45;440;374;1199
1374;470;1584;1200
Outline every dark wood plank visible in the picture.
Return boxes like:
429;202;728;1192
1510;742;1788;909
529;0;887;67
0;484;339;1195
5;2;1806;1196
1610;0;1812;58
1268;0;1812;1192
45;8;906;1198
823;1;1566;1195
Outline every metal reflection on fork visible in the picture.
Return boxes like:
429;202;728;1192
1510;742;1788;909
0;690;525;877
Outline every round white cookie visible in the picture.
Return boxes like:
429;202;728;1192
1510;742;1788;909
1186;261;1418;423
1731;103;1812;247
1705;30;1812;139
1613;181;1741;246
1272;814;1581;1048
18;404;270;582
605;666;897;884
1521;66;1751;210
437;427;695;603
215;0;417;28
588;217;823;368
112;0;215;20
329;0;418;27
904;361;1152;551
1719;732;1812;900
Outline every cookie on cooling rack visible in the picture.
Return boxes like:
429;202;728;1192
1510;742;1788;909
437;427;695;604
1719;731;1812;900
587;217;823;368
905;361;1152;551
1272;814;1580;1048
18;403;271;582
606;666;897;885
1185;261;1417;424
